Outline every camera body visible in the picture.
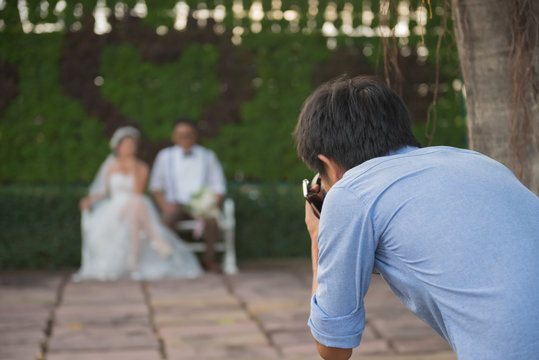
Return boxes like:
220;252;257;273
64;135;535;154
302;173;325;218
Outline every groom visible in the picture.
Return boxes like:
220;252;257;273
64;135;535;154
149;118;226;272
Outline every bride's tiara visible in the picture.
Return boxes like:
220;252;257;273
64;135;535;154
110;126;140;149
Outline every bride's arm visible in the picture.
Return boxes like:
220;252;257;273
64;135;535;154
79;192;107;210
134;161;149;195
80;159;116;210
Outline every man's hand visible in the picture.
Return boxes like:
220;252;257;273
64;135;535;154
306;201;320;296
214;194;225;209
161;202;177;214
152;191;177;214
316;341;353;360
305;200;320;241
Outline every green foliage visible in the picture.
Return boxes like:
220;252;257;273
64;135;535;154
142;0;178;29
0;32;108;183
208;32;330;181
0;0;465;186
231;182;310;259
413;89;467;148
0;185;86;269
0;184;310;269
100;43;220;140
0;0;467;269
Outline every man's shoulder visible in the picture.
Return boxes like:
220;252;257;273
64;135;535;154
194;144;213;153
156;146;176;157
194;145;220;159
347;146;486;177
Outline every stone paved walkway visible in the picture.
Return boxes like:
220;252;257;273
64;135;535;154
0;259;456;360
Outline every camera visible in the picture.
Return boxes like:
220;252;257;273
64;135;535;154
302;173;325;218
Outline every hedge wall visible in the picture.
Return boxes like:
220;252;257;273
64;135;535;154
0;1;466;268
0;183;309;269
0;0;465;184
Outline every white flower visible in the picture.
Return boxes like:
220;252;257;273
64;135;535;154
188;188;217;217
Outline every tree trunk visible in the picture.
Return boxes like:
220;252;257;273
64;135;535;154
452;0;539;195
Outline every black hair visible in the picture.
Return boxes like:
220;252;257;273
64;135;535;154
174;117;199;133
294;76;421;176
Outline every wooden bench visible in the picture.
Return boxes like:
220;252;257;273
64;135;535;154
176;198;238;274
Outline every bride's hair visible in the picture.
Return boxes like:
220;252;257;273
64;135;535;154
86;126;140;196
109;126;140;150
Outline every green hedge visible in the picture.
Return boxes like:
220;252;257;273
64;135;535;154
0;32;108;183
0;0;466;184
0;183;310;269
0;185;86;269
100;43;220;141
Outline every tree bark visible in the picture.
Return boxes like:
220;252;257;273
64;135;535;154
452;0;539;195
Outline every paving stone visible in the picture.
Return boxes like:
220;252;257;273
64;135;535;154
167;345;280;359
48;325;159;351
256;309;310;323
163;331;269;348
278;334;409;357
0;290;57;307
233;283;310;300
0;261;460;359
0;328;45;345
270;329;315;348
148;275;226;295
151;294;239;309
62;282;144;305
392;335;452;353
246;299;308;315
257;310;310;333
0;309;50;331
159;322;260;338
280;342;319;357
0;343;42;360
354;339;392;354
260;319;309;333
55;303;150;327
281;341;391;357
154;308;249;327
47;349;161;360
370;312;440;340
366;306;412;322
349;352;457;360
364;276;404;310
359;323;382;341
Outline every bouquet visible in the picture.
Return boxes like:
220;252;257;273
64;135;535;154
188;187;219;218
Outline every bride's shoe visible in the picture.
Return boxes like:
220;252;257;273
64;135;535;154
151;238;172;257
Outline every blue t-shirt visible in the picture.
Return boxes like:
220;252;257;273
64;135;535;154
309;146;539;359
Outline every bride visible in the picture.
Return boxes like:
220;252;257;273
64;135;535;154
74;126;203;281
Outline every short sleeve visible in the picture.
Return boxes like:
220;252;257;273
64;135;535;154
308;186;377;349
205;150;226;195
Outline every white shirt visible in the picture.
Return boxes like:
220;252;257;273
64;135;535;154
149;145;226;204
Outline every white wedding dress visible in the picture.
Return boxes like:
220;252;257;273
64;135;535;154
74;172;203;281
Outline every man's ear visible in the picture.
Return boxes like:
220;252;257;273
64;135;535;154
318;154;345;184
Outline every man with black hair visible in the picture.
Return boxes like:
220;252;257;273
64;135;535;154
295;76;539;360
150;118;226;272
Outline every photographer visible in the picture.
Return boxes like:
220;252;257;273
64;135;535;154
294;76;539;360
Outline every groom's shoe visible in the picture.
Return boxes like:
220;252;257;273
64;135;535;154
202;258;221;273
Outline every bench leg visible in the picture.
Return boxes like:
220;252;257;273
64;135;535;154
222;227;238;275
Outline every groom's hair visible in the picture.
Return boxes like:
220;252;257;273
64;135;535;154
174;117;199;133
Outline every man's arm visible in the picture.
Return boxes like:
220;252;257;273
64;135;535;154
206;151;227;203
305;202;353;360
151;190;175;213
316;343;353;360
305;201;320;297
